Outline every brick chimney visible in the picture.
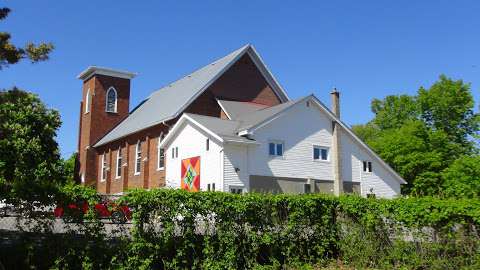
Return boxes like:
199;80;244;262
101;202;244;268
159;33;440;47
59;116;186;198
76;66;136;186
331;88;343;196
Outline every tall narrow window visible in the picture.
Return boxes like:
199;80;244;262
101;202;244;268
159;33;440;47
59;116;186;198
106;87;117;113
171;148;175;159
175;147;178;158
85;88;90;114
206;138;210;151
135;142;142;175
116;148;122;178
157;135;165;170
100;154;107;181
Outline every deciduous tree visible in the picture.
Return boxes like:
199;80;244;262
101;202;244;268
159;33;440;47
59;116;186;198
353;75;479;196
0;88;65;202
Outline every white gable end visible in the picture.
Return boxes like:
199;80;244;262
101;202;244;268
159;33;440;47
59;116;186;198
164;122;223;191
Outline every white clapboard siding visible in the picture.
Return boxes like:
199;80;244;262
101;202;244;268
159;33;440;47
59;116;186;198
247;100;334;181
223;144;248;191
164;122;223;191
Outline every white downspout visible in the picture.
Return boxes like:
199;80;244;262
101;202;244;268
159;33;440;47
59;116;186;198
220;148;224;192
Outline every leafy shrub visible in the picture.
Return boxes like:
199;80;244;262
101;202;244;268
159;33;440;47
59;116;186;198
1;188;479;269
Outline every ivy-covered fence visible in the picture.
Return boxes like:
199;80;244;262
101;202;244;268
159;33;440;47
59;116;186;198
0;188;479;269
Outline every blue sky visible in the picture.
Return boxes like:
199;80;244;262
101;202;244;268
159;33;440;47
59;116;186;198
1;1;479;158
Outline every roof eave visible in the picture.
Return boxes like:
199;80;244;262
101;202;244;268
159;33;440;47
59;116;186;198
77;66;137;80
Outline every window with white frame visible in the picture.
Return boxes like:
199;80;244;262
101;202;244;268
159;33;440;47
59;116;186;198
157;135;165;170
268;141;283;156
116;148;122;178
100;154;107;181
85;88;90;114
135;142;142;175
363;161;372;173
106;87;117;113
313;146;329;161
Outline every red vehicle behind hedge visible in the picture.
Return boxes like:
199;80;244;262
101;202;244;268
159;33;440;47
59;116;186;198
54;198;132;224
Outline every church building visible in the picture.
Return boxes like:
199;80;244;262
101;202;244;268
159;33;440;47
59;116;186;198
77;45;405;198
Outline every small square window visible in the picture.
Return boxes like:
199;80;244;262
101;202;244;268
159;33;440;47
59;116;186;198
313;146;328;161
269;141;284;156
363;161;372;172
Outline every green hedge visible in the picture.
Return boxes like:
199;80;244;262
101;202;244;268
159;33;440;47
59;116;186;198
1;187;479;269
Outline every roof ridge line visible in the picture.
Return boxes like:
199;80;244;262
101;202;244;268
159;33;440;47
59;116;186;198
148;44;251;98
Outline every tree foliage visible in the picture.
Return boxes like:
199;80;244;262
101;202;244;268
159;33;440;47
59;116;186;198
353;75;479;196
63;152;78;182
0;7;54;69
442;155;480;199
0;88;65;201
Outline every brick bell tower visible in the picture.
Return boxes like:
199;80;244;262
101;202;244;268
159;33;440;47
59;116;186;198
76;66;136;187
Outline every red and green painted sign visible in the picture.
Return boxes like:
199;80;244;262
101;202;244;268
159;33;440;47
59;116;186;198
181;156;200;192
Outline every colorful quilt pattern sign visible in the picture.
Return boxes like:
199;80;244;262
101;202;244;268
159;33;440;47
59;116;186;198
181;156;200;192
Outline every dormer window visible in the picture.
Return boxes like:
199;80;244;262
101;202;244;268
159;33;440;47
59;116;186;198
106;87;117;113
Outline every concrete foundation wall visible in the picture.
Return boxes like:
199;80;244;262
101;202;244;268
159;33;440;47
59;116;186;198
249;175;360;195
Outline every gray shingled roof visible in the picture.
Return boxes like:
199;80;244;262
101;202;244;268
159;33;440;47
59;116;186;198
179;98;305;144
217;100;268;120
94;45;251;147
184;114;255;144
216;98;305;131
234;98;303;131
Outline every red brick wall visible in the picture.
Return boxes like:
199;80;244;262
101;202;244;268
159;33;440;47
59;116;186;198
93;124;169;193
208;54;282;106
78;75;131;188
184;89;223;117
108;146;125;194
78;78;95;186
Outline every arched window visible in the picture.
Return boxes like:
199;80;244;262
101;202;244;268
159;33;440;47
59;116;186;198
85;88;90;114
106;87;117;113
